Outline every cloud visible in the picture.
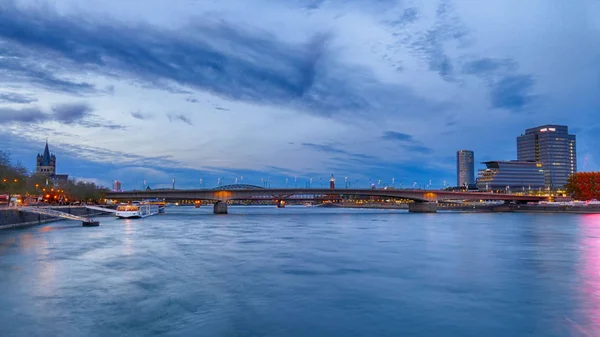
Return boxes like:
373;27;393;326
0;92;37;104
0;1;444;119
167;114;193;125
381;131;413;142
302;142;375;160
0;106;47;123
0;102;125;129
51;102;93;124
462;57;535;111
0;46;98;94
489;75;535;111
130;111;152;120
381;131;432;154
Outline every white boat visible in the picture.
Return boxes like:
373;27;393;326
116;203;160;219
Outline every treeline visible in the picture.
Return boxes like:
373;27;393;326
566;172;600;201
0;151;108;203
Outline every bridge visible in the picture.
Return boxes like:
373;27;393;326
17;205;116;226
105;185;548;214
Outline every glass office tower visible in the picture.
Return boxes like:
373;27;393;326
517;125;576;189
457;150;475;187
476;161;545;191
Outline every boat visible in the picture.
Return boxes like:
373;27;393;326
142;199;166;213
115;202;160;219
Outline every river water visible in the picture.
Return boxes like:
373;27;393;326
0;206;599;337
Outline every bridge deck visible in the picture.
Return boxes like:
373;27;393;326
18;206;88;221
106;188;548;203
85;205;117;213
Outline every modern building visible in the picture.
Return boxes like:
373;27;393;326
456;150;475;187
476;161;546;191
517;125;576;189
36;140;56;176
114;180;122;192
35;141;69;186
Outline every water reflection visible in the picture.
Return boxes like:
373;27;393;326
578;214;600;335
122;219;134;256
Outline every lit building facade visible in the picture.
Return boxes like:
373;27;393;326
517;125;576;189
476;161;546;191
114;181;122;192
456;150;475;187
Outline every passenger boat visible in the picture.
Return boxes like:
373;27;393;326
142;199;166;213
115;202;160;219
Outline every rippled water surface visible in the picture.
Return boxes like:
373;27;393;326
1;206;600;336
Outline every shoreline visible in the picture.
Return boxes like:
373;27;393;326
0;207;110;230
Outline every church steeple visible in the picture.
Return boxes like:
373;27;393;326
41;140;51;166
36;139;56;176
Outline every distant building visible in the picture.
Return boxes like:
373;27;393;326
114;181;122;192
329;175;335;189
36;140;56;176
476;161;546;191
456;150;475;187
35;141;68;186
517;125;576;189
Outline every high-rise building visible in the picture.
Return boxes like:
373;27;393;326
517;125;576;189
113;180;122;192
476;161;546;191
456;150;475;187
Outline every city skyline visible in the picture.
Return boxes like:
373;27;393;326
1;0;598;189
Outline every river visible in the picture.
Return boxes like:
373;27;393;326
0;206;599;336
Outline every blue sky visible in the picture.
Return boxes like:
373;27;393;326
0;0;599;189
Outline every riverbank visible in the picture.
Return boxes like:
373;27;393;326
319;203;600;214
0;207;111;229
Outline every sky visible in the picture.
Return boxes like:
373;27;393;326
0;0;599;189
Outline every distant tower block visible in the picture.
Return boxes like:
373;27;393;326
329;174;335;189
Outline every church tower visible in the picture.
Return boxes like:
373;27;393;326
36;140;56;176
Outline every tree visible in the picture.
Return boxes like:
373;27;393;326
566;172;600;200
0;151;28;204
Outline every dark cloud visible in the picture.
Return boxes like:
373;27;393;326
0;102;124;129
462;57;535;111
382;131;413;142
0;92;37;104
489;75;535;110
168;114;193;125
406;144;433;154
381;131;432;154
462;58;513;76
51;103;93;124
130;111;152;120
0;1;444;118
409;1;469;81
185;97;198;103
0;47;98;94
0;107;46;123
302;142;375;160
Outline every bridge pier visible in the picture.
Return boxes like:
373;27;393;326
408;201;437;213
213;201;228;214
